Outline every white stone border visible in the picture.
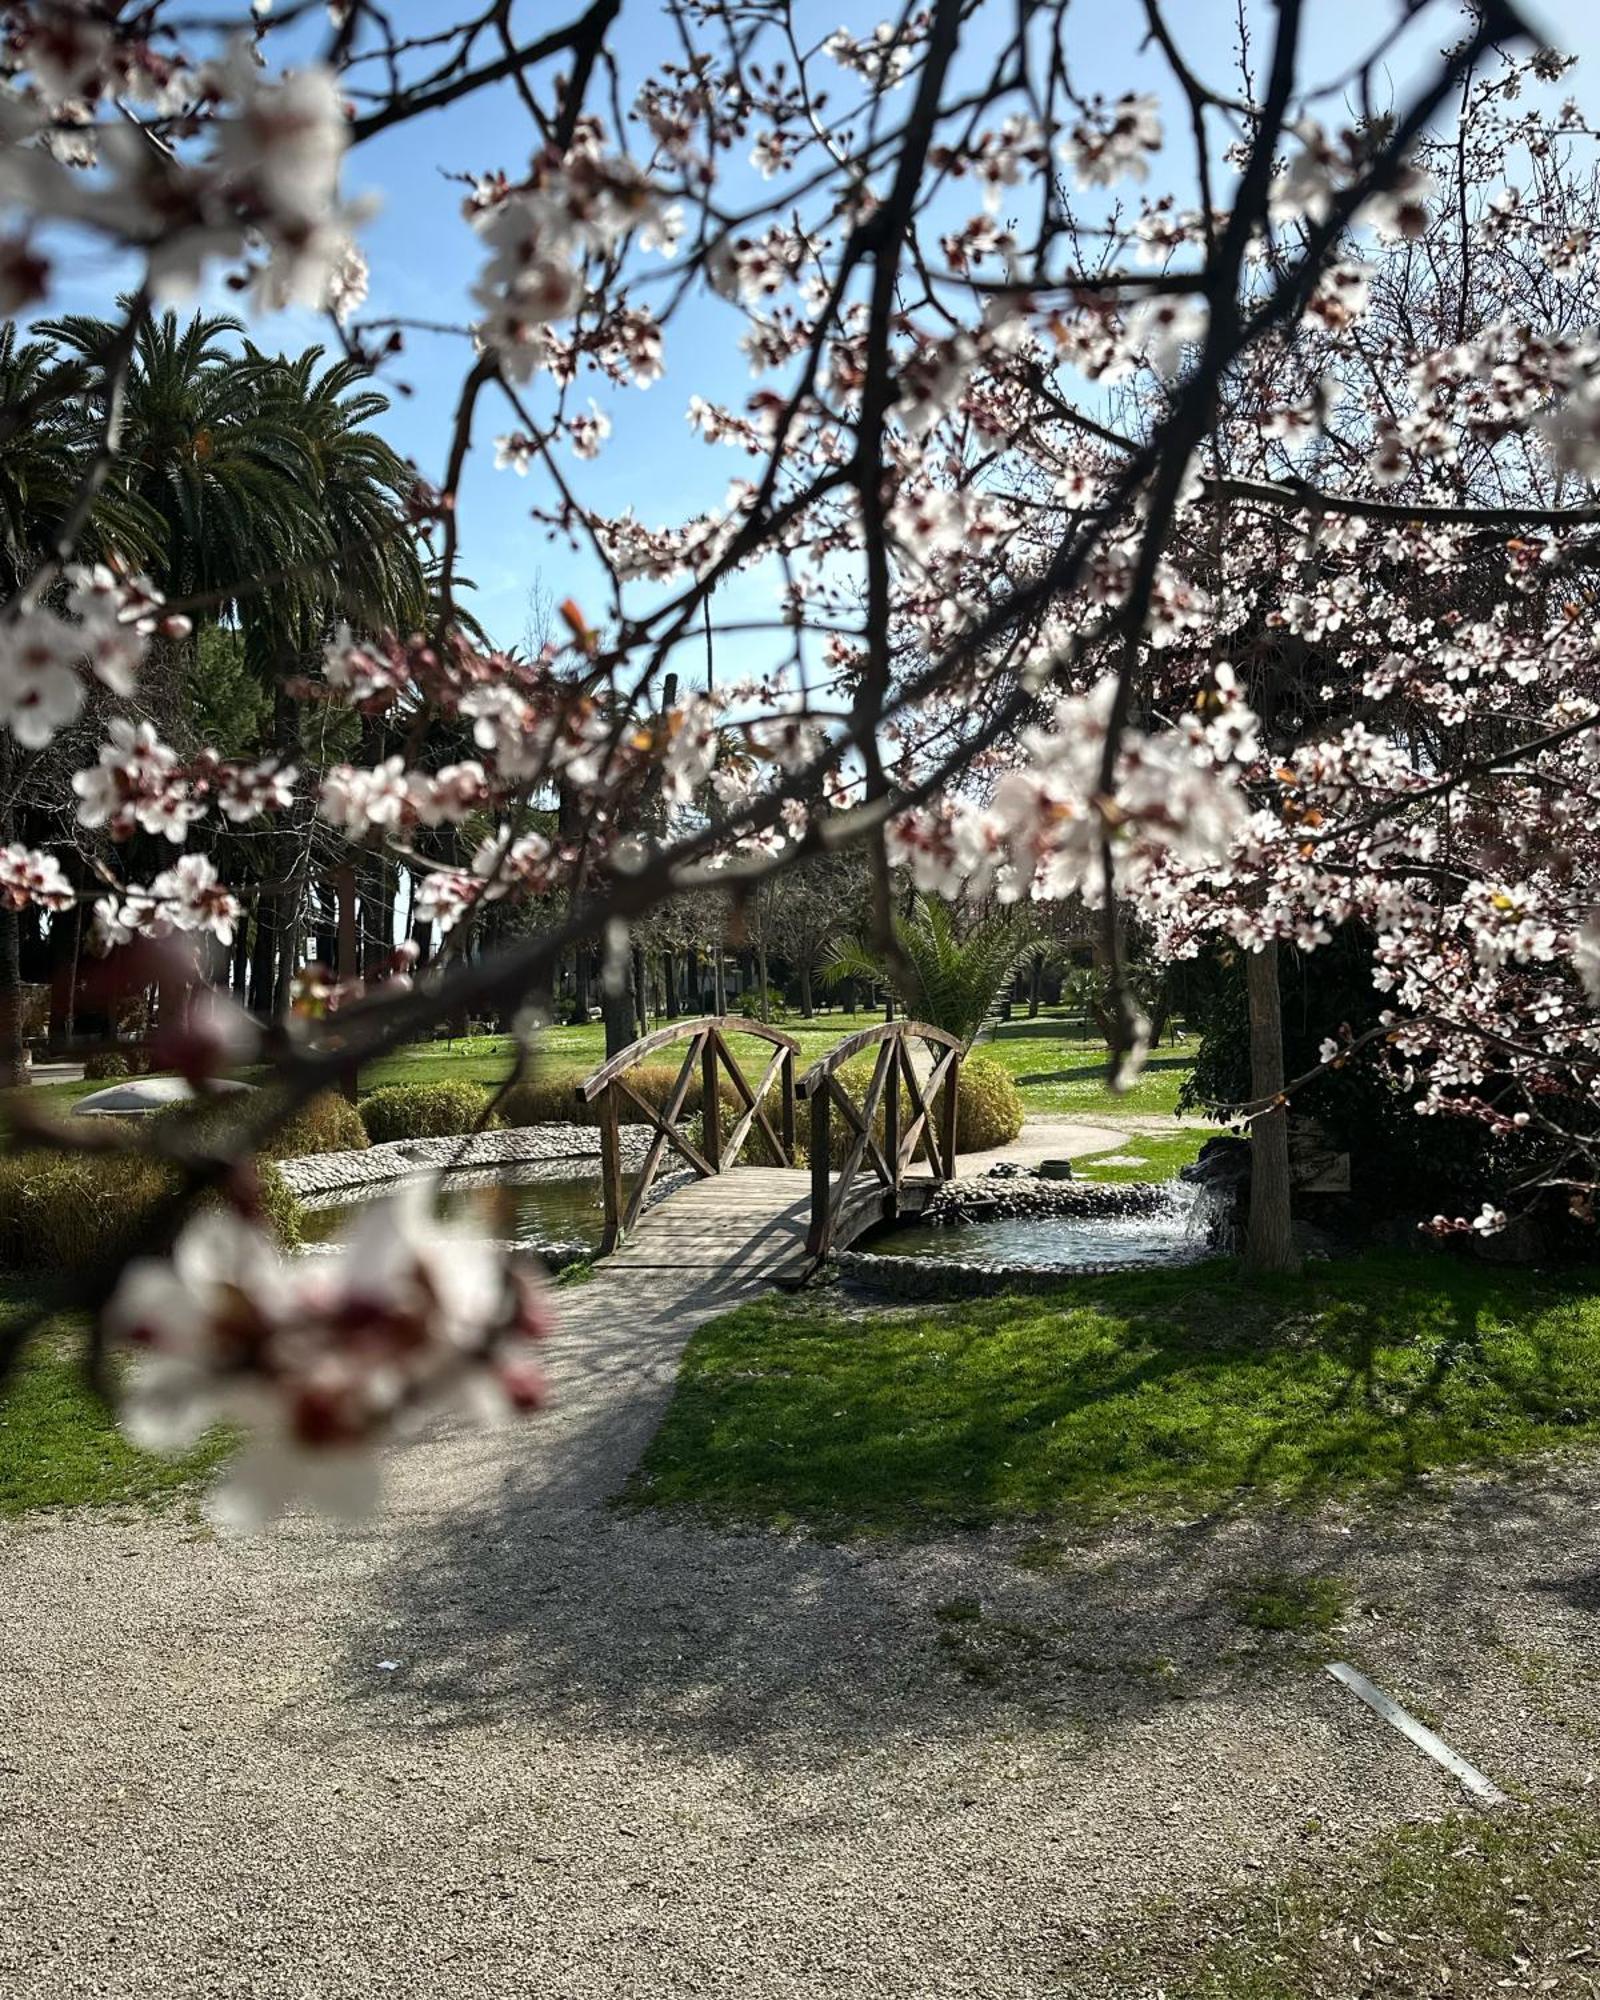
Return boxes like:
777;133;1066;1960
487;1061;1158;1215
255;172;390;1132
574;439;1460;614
278;1122;652;1199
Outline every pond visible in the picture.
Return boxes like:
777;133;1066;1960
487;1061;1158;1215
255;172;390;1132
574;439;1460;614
867;1182;1220;1271
299;1167;620;1254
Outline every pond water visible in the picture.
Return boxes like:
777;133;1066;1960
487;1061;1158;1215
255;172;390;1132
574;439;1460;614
868;1184;1221;1271
299;1169;616;1251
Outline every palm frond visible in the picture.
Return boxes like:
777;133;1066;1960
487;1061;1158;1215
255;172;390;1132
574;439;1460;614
824;895;1038;1045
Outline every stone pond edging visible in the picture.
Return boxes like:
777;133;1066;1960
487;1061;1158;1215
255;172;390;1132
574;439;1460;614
278;1122;653;1200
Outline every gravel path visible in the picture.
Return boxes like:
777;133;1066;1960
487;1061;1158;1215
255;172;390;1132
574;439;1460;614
6;1202;1600;1995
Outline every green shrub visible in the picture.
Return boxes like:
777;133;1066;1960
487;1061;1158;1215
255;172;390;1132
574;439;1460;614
498;1065;594;1126
82;1051;132;1082
501;1061;743;1130
268;1090;368;1158
0;1148;301;1272
954;1053;1025;1153
0;1152;168;1270
151;1086;368;1161
253;1160;302;1249
359;1081;496;1144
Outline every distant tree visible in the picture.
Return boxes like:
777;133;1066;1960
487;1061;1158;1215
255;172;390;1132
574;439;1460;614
756;854;867;1017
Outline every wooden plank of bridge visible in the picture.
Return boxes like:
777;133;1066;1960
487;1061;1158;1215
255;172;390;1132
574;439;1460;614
602;1166;915;1281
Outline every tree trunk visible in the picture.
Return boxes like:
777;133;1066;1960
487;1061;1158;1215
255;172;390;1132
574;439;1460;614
1242;940;1299;1276
248;892;277;1015
273;884;302;1018
568;946;591;1026
756;941;769;1022
799;961;814;1018
63;902;82;1045
0;904;25;1086
602;959;636;1058
335;864;359;984
0;743;26;1084
358;850;391;977
1028;955;1042;1018
661;948;677;1018
633;943;649;1037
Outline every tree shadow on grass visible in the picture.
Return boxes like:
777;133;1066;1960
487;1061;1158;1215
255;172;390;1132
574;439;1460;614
1229;1284;1595;1499
1012;1051;1196;1088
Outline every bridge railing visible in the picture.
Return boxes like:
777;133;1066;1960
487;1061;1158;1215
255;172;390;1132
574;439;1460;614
796;1021;963;1261
574;1016;800;1254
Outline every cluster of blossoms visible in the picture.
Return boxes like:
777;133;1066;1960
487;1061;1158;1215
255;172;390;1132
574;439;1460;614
0;24;366;316
0;566;181;747
887;674;1255;907
468;140;678;385
0;839;71;910
414;827;557;930
108;1185;552;1530
95;853;241;949
72;719;294;841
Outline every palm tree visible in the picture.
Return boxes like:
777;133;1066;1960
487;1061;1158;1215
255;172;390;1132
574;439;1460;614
37;310;429;1016
0;323;160;594
0;325;164;1083
40;308;327;585
826;895;1039;1047
231;346;427;1013
242;343;426;662
37;307;327;724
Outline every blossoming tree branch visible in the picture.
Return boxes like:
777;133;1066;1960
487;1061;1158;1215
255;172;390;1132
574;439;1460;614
1;0;1597;1520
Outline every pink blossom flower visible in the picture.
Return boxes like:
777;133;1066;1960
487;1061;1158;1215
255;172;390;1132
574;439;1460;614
107;1185;553;1531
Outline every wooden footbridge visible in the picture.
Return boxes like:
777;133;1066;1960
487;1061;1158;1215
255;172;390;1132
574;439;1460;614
574;1015;964;1284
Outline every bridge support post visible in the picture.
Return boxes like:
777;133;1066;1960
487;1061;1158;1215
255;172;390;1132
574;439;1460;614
700;1033;721;1172
807;1083;831;1259
883;1045;901;1217
596;1083;623;1255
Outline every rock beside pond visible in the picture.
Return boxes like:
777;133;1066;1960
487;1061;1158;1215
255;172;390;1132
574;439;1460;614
1181;1134;1251;1188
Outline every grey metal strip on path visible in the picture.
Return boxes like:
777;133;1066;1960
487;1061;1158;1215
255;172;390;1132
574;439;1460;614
1326;1662;1509;1806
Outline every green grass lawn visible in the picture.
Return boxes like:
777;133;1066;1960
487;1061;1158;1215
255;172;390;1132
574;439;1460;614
17;1009;1200;1130
973;1013;1202;1118
1073;1127;1222;1183
626;1255;1600;1535
0;1283;229;1517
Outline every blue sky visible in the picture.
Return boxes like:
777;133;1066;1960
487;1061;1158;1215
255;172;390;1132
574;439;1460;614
32;0;1598;654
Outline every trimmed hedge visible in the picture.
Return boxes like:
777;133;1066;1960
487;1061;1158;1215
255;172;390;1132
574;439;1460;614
500;1061;744;1130
0;1150;301;1272
269;1090;368;1158
954;1053;1025;1153
359;1081;497;1144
